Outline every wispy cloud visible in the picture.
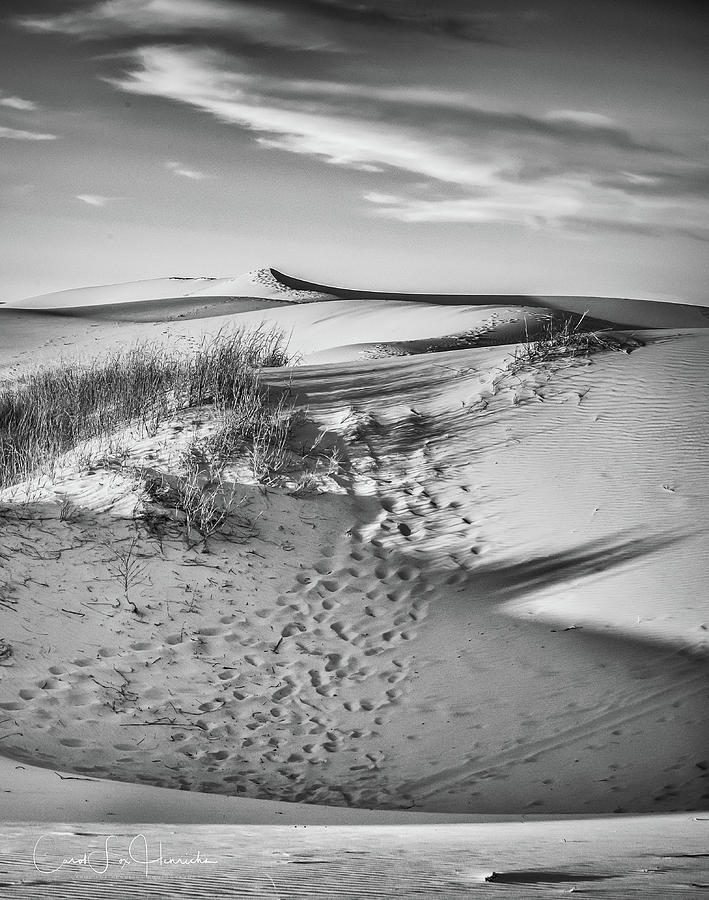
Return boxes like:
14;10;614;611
166;160;208;179
76;194;112;207
364;179;709;240
363;183;584;227
107;46;506;186
16;0;339;51
0;125;56;141
15;0;500;49
95;43;709;240
0;95;38;111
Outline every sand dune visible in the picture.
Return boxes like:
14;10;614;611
1;269;708;836
2;268;335;311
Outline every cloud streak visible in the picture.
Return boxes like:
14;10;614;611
166;160;208;179
0;95;38;111
107;46;510;187
15;0;499;49
16;0;340;51
20;33;699;240
99;43;709;240
0;125;56;141
76;194;112;207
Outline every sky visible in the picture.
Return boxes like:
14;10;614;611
1;0;708;301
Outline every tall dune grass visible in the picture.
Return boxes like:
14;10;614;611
0;328;289;489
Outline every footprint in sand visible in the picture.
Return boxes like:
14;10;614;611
321;579;340;593
165;633;186;646
330;621;357;642
18;689;38;701
66;691;93;707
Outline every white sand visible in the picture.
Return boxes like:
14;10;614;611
1;270;707;862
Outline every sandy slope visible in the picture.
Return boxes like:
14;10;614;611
1;270;708;839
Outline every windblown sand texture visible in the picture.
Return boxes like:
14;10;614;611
1;268;708;823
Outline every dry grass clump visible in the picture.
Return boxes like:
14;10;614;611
0;327;288;488
141;466;256;550
194;393;299;483
510;313;638;374
177;470;255;550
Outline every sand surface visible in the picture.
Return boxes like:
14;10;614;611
1;816;708;897
1;268;708;891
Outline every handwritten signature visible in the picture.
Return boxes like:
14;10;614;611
33;833;219;875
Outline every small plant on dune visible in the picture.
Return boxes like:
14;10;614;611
172;464;255;551
103;532;149;614
188;390;300;484
510;313;638;375
248;397;297;483
58;495;80;523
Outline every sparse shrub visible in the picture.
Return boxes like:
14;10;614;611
176;469;254;550
510;313;637;374
103;532;149;614
0;638;13;663
142;466;254;550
